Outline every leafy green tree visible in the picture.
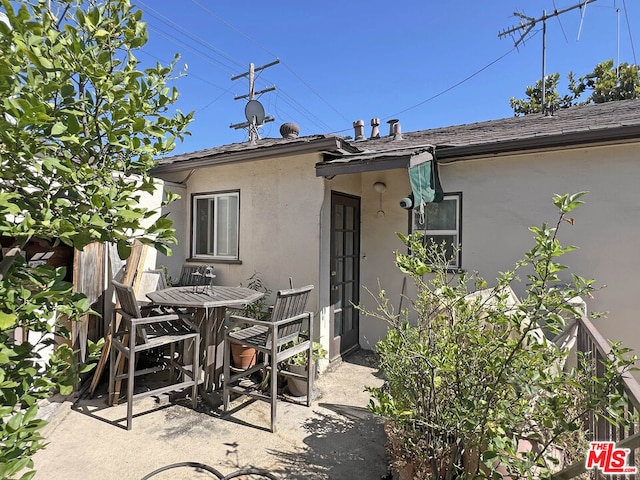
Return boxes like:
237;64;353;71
510;72;577;116
0;0;192;478
510;59;640;116
572;60;640;105
365;193;637;480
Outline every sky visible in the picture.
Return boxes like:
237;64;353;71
134;0;639;156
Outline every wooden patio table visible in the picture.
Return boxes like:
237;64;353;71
146;285;264;397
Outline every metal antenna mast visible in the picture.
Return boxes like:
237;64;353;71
499;0;598;110
230;59;280;144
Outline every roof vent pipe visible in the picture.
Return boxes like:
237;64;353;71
387;119;399;137
353;119;365;140
280;122;300;139
393;121;403;141
370;118;380;138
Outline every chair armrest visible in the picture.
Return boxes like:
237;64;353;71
226;314;273;328
271;312;311;326
116;308;193;326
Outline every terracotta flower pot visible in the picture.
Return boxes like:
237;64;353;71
230;343;257;369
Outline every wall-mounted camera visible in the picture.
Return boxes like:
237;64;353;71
399;193;414;210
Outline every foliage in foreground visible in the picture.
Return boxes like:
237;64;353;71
366;193;637;480
0;1;192;478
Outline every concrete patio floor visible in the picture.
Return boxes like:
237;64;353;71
31;349;388;480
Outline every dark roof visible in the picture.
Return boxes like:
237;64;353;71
152;100;640;176
151;134;355;174
316;99;640;176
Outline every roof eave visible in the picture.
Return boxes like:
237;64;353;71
152;136;349;175
315;125;640;177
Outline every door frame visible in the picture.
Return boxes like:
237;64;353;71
329;191;361;360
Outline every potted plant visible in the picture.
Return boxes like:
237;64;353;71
230;340;258;370
285;339;327;397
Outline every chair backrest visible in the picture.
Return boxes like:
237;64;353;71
135;269;167;303
271;285;314;345
178;265;214;287
112;280;142;319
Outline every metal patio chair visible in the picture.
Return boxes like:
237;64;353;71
222;284;314;432
109;280;200;430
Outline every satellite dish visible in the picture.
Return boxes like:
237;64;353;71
245;99;265;125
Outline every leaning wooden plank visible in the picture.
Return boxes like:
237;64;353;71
74;243;104;361
89;241;143;396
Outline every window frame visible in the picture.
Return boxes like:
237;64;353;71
409;192;463;270
191;190;240;261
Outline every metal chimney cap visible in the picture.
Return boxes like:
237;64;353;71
280;122;300;139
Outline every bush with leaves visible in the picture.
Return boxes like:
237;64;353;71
0;0;192;478
365;192;637;480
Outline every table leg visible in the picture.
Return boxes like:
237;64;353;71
212;306;226;390
196;306;227;409
199;306;226;393
203;307;214;392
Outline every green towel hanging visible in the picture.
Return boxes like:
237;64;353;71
409;152;435;206
408;150;444;220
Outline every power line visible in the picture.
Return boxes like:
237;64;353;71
381;46;519;121
189;0;350;125
273;91;334;133
137;0;243;73
141;1;344;135
147;25;237;77
137;49;228;94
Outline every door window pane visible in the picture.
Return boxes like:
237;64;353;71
334;310;343;337
345;205;355;229
345;232;354;255
335;232;344;256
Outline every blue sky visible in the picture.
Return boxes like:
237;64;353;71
135;0;639;156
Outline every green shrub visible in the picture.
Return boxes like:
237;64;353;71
365;193;637;480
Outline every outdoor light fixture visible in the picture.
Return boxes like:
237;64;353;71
373;181;386;193
373;182;387;217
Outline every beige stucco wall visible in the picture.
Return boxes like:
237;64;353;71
153;181;188;280
153;140;640;366
445;143;640;357
353;142;640;362
157;153;325;315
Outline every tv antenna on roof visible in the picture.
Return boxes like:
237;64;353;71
498;0;598;110
229;59;279;144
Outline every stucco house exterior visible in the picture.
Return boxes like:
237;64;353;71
151;99;640;366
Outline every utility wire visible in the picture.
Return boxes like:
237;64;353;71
189;0;350;125
140;0;342;134
621;0;637;64
137;0;243;72
273;91;333;133
147;25;237;77
381;45;519;121
138;49;228;93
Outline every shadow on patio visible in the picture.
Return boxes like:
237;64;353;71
265;404;386;479
32;350;389;480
